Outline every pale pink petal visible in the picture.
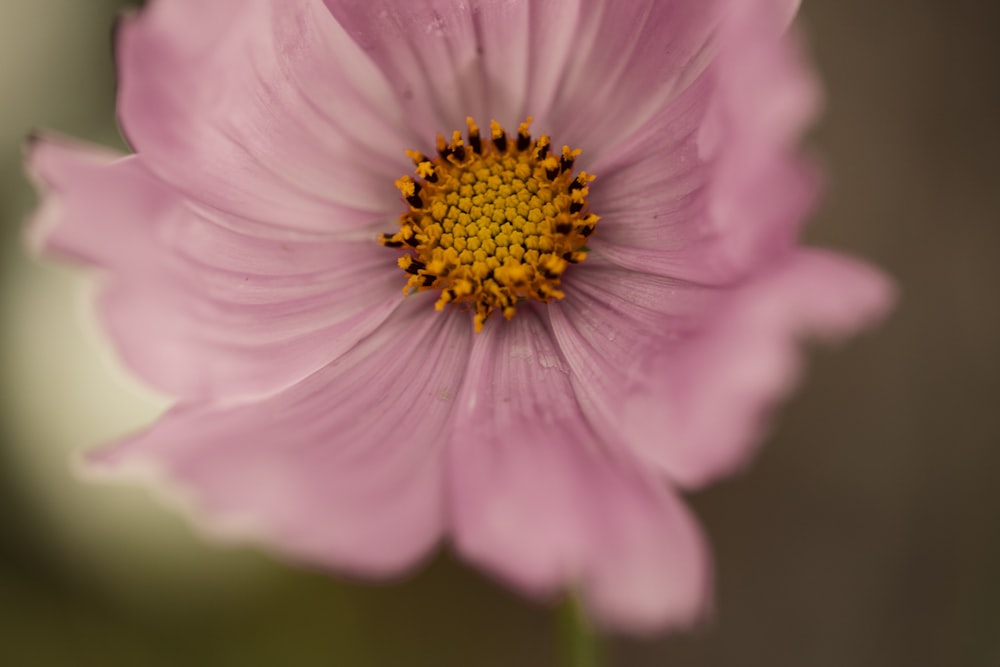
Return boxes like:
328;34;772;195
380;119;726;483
323;1;718;152
586;0;821;285
585;78;725;283
620;250;896;489
540;1;719;157
695;0;823;272
117;0;412;230
449;309;710;632
88;297;472;576
324;0;600;137
324;0;490;143
549;263;713;450
27;137;403;400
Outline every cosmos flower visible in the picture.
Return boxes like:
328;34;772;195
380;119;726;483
27;0;893;633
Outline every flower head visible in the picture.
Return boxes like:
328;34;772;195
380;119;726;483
27;0;893;633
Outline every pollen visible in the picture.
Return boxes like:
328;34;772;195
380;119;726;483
380;117;598;332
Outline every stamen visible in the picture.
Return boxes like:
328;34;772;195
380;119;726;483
490;120;507;153
380;117;599;332
466;116;482;155
560;145;581;174
406;149;428;166
516;117;533;151
449;130;466;162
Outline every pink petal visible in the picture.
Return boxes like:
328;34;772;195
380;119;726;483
117;0;412;230
696;0;823;271
448;309;710;632
87;297;473;576
585;77;724;283
540;1;719;157
549;263;713;449
324;1;718;155
27;137;403;401
324;0;497;139
587;0;821;284
620;250;896;489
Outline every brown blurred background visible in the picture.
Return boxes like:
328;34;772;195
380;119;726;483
1;1;997;665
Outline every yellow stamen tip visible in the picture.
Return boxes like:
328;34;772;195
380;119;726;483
416;161;436;179
394;177;416;197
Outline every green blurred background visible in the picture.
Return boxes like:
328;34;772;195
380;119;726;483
1;1;997;665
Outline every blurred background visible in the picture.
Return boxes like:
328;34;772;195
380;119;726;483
1;1;997;665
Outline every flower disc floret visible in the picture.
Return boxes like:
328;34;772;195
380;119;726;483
381;117;598;331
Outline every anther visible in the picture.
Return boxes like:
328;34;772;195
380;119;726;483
534;135;551;161
415;161;438;183
408;185;424;208
403;259;427;274
516;117;533;152
446;130;465;163
406;150;428;166
395;177;424;208
466;117;482;155
436;134;450;159
560;146;580;174
490;120;507;153
380;233;404;248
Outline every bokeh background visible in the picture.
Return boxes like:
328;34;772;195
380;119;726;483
1;1;997;665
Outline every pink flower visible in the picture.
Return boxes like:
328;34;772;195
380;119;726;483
27;0;893;633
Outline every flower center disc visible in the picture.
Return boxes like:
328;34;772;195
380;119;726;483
381;117;598;332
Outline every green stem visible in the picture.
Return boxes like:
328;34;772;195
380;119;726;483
556;596;603;667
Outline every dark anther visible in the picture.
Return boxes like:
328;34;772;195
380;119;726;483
570;201;583;214
424;169;439;184
452;144;466;161
516;131;530;152
405;181;423;208
568;178;585;192
422;275;436;287
580;225;595;237
405;260;427;274
534;141;550;161
469;132;482;155
555;222;573;234
493;132;507;153
562;252;580;263
404;235;420;247
381;234;404;248
437;145;451;159
546;167;560;180
560;156;575;173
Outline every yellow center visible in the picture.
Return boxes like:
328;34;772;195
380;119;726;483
380;117;598;332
